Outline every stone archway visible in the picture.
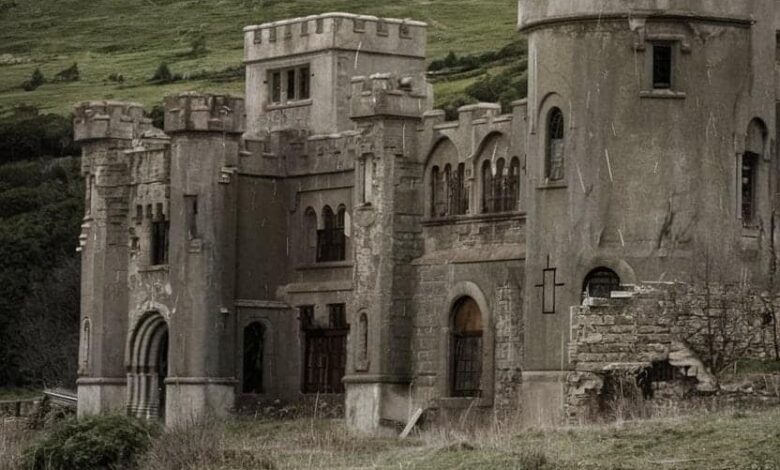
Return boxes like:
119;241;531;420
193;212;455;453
127;311;169;420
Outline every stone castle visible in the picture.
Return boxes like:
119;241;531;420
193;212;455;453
74;1;780;431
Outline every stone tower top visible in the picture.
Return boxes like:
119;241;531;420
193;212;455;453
517;0;763;32
350;74;428;120
73;101;151;142
163;93;246;134
244;12;427;64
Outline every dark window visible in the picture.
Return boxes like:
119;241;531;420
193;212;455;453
431;165;441;217
316;18;324;33
151;206;169;266
481;160;493;213
185;195;198;239
652;43;673;89
399;23;411;38
253;29;262;44
270;71;281;104
317;205;346;262
286;69;296;101
299;305;315;330
546;108;565;181
303;305;349;394
242;322;265;394
135;205;143;224
583;267;621;299
284;24;292;39
304;208;317;262
507;157;521;211
300;21;308;36
299;66;310;100
451;297;483;397
449;163;467;215
742;152;758;226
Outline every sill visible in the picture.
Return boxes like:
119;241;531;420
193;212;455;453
640;90;686;100
139;265;169;273
267;99;313;111
422;211;525;226
536;181;567;190
297;261;353;271
742;227;760;238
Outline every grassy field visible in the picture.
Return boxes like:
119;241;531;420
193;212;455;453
0;0;518;117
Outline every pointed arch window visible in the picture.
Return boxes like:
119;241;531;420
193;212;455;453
546;108;565;181
317;205;346;262
507;157;521;211
481;160;493;214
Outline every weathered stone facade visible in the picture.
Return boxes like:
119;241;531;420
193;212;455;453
75;2;780;432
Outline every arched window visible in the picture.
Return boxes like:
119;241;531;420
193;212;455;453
356;312;369;371
583;268;621;300
426;139;463;218
507;157;521;211
79;319;91;375
742;119;767;228
317;205;346;262
444;164;452;216
453;163;467;215
494;158;506;212
451;297;483;397
546;108;565;181
481;160;493;214
304;207;317;262
243;322;265;394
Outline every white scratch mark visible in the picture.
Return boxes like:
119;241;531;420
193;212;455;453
354;41;362;69
618;228;625;247
605;148;614;182
576;161;586;193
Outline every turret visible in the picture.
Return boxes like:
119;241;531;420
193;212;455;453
74;101;151;417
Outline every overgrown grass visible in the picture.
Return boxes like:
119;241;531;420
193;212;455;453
0;0;517;116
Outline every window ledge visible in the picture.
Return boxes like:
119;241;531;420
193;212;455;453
742;227;761;238
536;181;567;190
267;99;313;111
297;261;353;271
640;90;686;100
139;265;169;273
422;211;526;226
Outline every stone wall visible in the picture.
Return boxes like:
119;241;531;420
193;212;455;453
567;282;780;421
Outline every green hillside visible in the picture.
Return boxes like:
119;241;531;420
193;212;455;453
0;0;519;117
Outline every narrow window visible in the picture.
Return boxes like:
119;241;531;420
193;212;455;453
335;205;347;261
451;297;483;397
316;18;324;34
298;66;310;100
185;195;198;239
742;152;758;227
453;163;467;215
583;267;621;300
546;108;565;181
652;43;673;90
299;305;315;330
80;319;91;374
431;166;440;217
286;69;296;101
269;27;277;42
328;303;347;328
494;158;506;213
243;322;265;394
301;21;309;36
85;176;94;216
304;208;317;262
146;204;153;219
443;164;452;217
481;160;493;213
356;313;369;370
508;157;520;211
135;205;143;224
253;30;262;44
284;24;292;39
151;205;169;265
317;205;345;262
270;71;281;104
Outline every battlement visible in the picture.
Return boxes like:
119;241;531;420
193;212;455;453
350;74;428;120
244;12;426;64
73;101;151;142
164;93;245;134
420;100;525;134
518;0;759;31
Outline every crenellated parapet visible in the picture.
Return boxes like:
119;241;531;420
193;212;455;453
350;74;428;120
73;101;151;142
244;12;426;64
164;93;245;134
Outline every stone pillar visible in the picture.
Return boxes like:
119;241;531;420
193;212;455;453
163;93;245;426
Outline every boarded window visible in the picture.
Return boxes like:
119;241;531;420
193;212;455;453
303;304;349;394
546;108;565;181
242;322;265;394
451;297;483;397
652;43;673;89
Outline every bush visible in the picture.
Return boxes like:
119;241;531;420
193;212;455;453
190;33;207;56
107;72;124;83
150;62;181;83
54;63;79;82
22;415;157;470
22;68;45;91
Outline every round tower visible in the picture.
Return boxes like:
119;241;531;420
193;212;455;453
518;0;778;424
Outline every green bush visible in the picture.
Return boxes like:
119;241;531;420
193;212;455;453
22;68;45;91
150;62;181;84
54;63;80;82
22;415;158;470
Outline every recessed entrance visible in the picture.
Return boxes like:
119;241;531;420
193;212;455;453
127;312;169;420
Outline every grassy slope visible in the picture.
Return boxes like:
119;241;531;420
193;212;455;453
222;409;780;469
0;0;517;117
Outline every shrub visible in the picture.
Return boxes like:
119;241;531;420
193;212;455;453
107;72;124;83
190;33;207;56
22;68;45;91
150;62;181;83
54;63;79;82
22;415;157;470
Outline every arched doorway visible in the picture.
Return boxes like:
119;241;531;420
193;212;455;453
127;312;169;420
451;297;483;397
243;322;265;394
583;267;621;300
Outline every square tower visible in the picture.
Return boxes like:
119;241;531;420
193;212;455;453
243;13;427;136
